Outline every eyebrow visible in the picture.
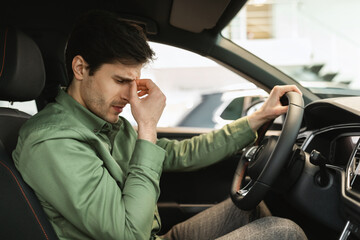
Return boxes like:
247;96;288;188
112;75;135;82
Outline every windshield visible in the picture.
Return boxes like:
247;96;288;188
222;0;360;98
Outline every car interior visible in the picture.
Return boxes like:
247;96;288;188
1;1;360;240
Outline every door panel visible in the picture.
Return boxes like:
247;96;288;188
157;129;241;233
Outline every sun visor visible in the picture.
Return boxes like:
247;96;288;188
170;0;231;33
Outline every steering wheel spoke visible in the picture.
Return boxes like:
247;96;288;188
237;179;255;197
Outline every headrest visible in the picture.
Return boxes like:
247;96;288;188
0;27;45;101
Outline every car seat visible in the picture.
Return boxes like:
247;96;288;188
0;26;58;239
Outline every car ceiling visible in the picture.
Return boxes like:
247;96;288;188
1;0;245;37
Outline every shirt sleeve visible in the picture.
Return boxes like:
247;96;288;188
157;117;257;171
15;130;166;240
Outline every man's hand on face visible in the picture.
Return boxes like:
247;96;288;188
129;79;166;143
247;85;302;132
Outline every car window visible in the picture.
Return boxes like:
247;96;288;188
222;0;360;98
0;100;38;115
121;42;268;129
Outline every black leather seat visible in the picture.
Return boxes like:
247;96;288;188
0;26;58;240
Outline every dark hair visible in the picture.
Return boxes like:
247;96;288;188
65;10;155;86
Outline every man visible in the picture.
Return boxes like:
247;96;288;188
13;10;307;240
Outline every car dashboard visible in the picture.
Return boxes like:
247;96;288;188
292;96;360;239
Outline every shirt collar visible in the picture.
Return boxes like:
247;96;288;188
55;89;122;133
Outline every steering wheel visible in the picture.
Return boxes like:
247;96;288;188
230;92;304;210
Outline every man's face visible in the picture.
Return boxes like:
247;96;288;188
78;62;142;123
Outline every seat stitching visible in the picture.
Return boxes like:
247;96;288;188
0;160;50;240
0;28;8;77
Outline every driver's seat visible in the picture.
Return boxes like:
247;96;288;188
0;26;58;239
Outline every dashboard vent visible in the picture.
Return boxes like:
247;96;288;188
348;142;360;191
295;137;306;147
355;147;360;164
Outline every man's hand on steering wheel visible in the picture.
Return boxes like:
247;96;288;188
247;85;302;132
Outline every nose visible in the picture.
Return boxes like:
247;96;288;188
120;82;133;102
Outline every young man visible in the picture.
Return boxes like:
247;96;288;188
13;10;307;240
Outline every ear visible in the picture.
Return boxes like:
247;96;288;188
72;55;87;81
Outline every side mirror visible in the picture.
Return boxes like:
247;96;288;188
220;96;265;120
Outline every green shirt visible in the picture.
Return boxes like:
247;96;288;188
13;90;256;240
